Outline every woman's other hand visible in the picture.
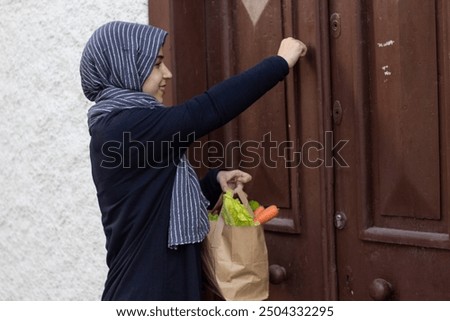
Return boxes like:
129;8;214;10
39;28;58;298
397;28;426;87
217;170;252;192
277;37;307;68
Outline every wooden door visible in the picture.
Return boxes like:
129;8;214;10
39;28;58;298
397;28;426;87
149;0;450;300
150;0;336;300
330;0;450;300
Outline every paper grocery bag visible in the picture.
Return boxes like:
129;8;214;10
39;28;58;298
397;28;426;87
201;190;269;301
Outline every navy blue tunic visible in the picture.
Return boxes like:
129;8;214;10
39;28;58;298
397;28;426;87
89;56;289;300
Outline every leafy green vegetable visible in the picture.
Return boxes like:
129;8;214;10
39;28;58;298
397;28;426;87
220;190;257;226
208;212;219;221
249;200;260;211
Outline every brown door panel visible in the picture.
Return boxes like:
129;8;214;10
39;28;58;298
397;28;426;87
150;0;335;300
331;0;450;299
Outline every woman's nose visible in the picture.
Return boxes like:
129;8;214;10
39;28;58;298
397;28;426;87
162;63;172;79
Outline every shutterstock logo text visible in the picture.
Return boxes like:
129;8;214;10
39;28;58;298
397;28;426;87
100;131;349;169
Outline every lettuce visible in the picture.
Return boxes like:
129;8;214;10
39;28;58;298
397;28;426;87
249;200;260;211
208;212;219;221
220;190;257;226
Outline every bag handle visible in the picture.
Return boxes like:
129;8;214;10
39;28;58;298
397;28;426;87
233;185;255;218
211;186;252;216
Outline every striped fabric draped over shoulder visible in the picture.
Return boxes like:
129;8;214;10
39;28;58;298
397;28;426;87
169;156;210;248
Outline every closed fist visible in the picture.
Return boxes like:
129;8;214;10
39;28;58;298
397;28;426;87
277;37;307;68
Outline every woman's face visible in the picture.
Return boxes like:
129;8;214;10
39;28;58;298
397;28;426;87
142;47;172;103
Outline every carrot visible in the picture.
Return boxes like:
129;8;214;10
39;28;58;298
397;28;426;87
254;205;279;224
253;205;265;218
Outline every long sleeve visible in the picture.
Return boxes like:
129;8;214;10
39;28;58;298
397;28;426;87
168;56;289;138
199;169;222;209
102;55;290;152
181;55;290;138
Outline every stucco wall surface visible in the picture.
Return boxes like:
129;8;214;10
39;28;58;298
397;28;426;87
0;0;149;300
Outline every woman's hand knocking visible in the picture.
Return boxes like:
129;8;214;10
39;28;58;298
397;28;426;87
217;170;252;193
277;37;307;68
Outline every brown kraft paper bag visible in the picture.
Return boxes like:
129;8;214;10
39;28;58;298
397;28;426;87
201;188;269;301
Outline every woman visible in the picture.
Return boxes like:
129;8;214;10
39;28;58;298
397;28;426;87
80;21;306;300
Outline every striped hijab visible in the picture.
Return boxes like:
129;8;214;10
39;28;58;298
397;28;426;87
80;21;209;249
80;21;167;129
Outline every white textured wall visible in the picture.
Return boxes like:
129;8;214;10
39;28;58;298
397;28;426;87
0;0;149;300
